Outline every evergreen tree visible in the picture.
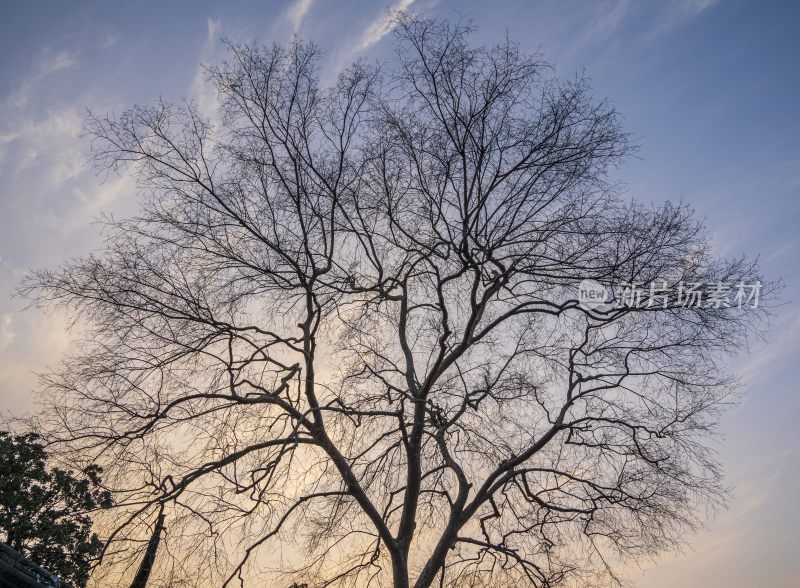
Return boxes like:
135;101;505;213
0;431;112;587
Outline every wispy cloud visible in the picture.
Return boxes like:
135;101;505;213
59;174;134;232
0;314;14;354
0;48;85;187
8;49;78;110
2;109;83;181
0;37;142;416
190;18;222;119
735;307;800;385
679;0;719;14
574;0;719;56
285;0;314;31
37;49;78;78
585;0;632;42
99;32;119;50
647;0;721;38
357;0;415;52
327;0;415;82
0;310;75;416
0;131;21;168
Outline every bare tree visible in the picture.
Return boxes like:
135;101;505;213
22;15;771;588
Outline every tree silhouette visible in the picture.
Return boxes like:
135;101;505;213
23;14;770;588
0;431;112;587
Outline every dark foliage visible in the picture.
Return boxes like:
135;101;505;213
0;431;112;587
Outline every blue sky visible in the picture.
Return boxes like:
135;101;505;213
0;1;798;586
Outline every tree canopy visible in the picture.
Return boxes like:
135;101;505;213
22;14;771;588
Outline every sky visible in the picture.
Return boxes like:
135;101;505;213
0;1;798;586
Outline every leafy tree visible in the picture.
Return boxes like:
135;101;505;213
0;431;112;587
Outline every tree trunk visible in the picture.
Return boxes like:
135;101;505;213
391;550;410;588
129;505;165;588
